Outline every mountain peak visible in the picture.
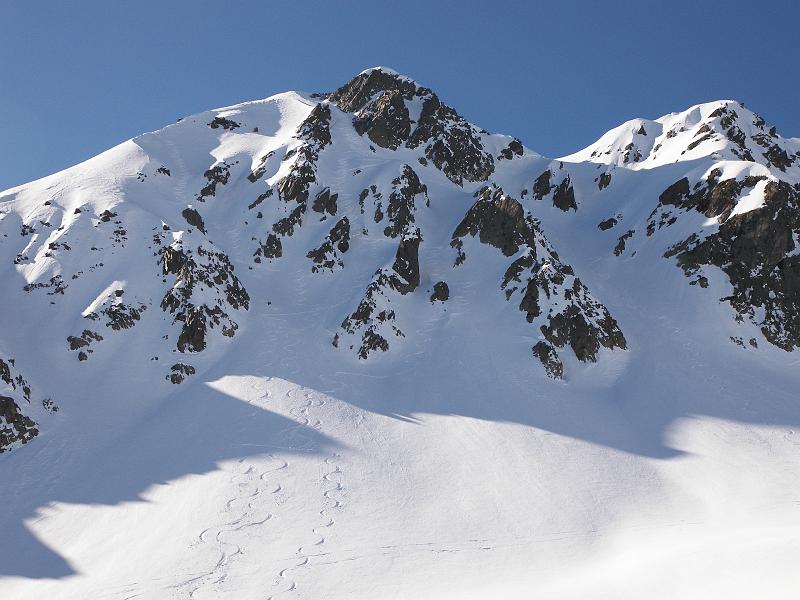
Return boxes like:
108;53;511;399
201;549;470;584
357;66;413;80
562;99;799;174
328;66;430;113
322;67;499;184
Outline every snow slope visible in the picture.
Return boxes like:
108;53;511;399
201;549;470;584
1;68;800;599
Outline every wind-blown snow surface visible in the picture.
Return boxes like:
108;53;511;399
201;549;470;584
2;70;800;599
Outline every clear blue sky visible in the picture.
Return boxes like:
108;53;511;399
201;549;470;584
1;0;797;191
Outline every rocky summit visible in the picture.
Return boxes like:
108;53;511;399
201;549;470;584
2;68;799;599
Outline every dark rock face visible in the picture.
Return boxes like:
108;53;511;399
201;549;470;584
716;107;752;151
0;395;38;452
99;209;117;223
665;180;800;350
66;329;104;358
553;176;577;212
598;171;612;190
100;302;147;331
336;230;422;359
656;171;767;223
430;281;449;302
248;188;273;210
307;217;351;272
647;171;770;239
299;103;333;148
687;127;715;152
359;185;382;217
503;247;626;377
383;165;428;239
160;240;249;353
328;69;422;113
198;162;232;200
763;144;793;172
531;169;576;211
390;235;421;294
208;116;240;130
532;170;553;200
353;90;412;150
67;335;89;350
167;363;195;384
501;238;626;372
176;308;208;353
272;205;304;237
0;359;31;403
277;103;332;206
162;245;187;275
407;94;494;186
507;258;542;322
452;186;534;258
277;165;313;206
598;217;618;231
0;357;38;453
312;187;339;216
707;103;797;170
23;274;67;295
265;103;334;249
622;142;643;163
254;233;282;261
82;300;147;333
659;177;690;206
614;230;635;256
248;151;275;183
337;273;401;360
541;304;626;363
532;341;563;380
331;69;493;185
182;208;206;233
498;139;524;160
453;185;625;378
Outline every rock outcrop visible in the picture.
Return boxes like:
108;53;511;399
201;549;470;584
0;357;38;453
453;186;626;378
665;180;800;350
160;238;249;353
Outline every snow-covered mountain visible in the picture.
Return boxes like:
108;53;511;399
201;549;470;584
2;67;800;599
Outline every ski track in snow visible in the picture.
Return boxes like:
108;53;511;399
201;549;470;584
178;379;292;600
176;381;344;600
179;452;282;599
268;389;344;600
164;131;190;208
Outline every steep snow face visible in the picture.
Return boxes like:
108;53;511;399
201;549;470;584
561;117;664;168
2;68;800;599
1;68;619;406
0;89;318;454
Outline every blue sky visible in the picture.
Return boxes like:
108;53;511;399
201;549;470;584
1;0;797;190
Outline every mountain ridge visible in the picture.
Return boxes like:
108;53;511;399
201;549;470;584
2;66;800;600
2;66;799;454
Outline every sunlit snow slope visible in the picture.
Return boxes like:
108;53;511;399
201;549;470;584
2;68;800;599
